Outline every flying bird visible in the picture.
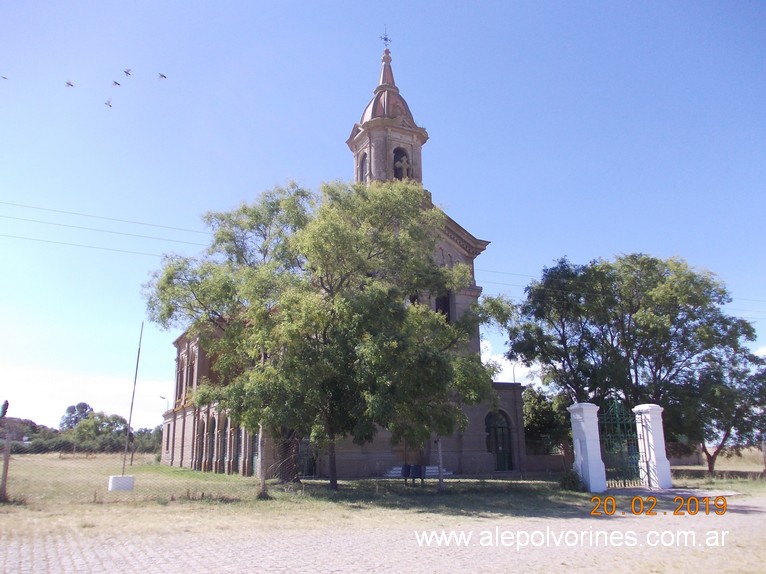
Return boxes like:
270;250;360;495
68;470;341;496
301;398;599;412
158;73;167;79
1;76;7;80
112;80;121;86
65;81;74;87
105;98;112;107
123;68;131;77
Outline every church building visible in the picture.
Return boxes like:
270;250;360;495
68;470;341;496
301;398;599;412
160;47;526;478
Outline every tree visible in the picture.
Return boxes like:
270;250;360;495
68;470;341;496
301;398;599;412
146;180;496;490
60;402;93;431
148;182;312;496
590;254;754;407
522;386;570;455
500;254;761;464
72;412;128;452
667;354;766;472
504;255;755;404
495;259;600;402
133;426;163;453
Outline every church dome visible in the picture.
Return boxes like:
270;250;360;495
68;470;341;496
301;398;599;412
359;49;416;124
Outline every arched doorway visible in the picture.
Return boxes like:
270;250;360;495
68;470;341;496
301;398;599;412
485;411;513;471
219;418;229;474
195;419;205;471
207;417;216;472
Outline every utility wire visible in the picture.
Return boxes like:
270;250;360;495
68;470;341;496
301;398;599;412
0;200;211;236
2;201;765;313
0;214;208;247
0;233;163;257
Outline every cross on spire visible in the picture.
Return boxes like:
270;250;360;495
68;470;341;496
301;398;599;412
380;26;391;48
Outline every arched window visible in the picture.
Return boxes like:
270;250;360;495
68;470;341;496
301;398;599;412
434;291;452;323
485;411;513;471
359;152;368;183
393;148;410;180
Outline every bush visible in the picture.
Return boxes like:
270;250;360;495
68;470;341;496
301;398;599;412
559;469;584;491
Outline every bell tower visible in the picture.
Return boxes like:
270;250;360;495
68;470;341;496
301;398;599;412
347;48;429;184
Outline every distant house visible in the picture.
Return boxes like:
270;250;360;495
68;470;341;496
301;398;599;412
160;48;526;478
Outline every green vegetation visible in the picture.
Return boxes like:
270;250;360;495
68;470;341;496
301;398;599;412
489;254;766;472
0;403;161;456
145;181;501;492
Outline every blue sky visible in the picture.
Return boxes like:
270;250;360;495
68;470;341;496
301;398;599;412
1;1;764;430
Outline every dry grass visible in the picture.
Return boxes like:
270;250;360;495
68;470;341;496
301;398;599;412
4;453;766;574
2;451;764;539
1;453;593;535
674;446;765;472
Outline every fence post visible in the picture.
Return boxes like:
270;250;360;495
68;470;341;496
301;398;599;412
1;400;10;503
633;404;672;489
567;403;607;493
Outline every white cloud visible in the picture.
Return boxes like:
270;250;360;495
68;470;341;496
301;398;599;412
755;346;766;357
1;361;167;430
480;339;538;385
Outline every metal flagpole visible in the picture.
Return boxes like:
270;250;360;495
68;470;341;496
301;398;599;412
122;322;143;476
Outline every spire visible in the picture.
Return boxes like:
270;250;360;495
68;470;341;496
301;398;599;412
347;45;428;183
359;48;415;124
378;48;395;87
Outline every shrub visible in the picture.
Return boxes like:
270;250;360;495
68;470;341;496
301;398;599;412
559;469;584;491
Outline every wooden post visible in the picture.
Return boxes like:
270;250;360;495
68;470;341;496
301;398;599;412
1;432;10;503
1;400;10;503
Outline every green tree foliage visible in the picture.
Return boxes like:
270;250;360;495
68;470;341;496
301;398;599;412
497;254;761;465
60;402;93;431
146;180;496;490
72;412;129;453
667;355;766;472
132;426;163;453
522;386;570;455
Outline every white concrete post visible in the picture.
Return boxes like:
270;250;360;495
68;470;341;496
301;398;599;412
633;404;673;489
567;403;607;493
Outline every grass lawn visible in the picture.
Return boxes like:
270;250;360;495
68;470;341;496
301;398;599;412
2;452;764;537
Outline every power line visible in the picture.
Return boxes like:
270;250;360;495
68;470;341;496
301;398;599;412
0;214;208;247
0;200;211;236
0;233;163;257
2;201;764;315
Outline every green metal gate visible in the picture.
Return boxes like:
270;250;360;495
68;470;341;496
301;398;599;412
598;400;642;488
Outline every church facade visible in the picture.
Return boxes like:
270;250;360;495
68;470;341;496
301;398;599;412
159;48;526;478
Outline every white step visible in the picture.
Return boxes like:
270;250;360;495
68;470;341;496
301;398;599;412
383;465;453;478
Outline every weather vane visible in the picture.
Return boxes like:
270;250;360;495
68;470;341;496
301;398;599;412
380;26;391;48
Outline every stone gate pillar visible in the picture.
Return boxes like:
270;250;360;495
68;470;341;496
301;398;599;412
567;403;607;493
633;404;672;489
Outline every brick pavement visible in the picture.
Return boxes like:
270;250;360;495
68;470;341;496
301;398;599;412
3;493;765;573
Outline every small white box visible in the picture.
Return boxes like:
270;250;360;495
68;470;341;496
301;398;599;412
108;475;135;491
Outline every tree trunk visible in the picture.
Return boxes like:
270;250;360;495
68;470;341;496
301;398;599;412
256;423;269;499
702;424;733;474
701;443;721;474
436;437;444;492
560;439;574;470
328;438;338;490
277;432;300;483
